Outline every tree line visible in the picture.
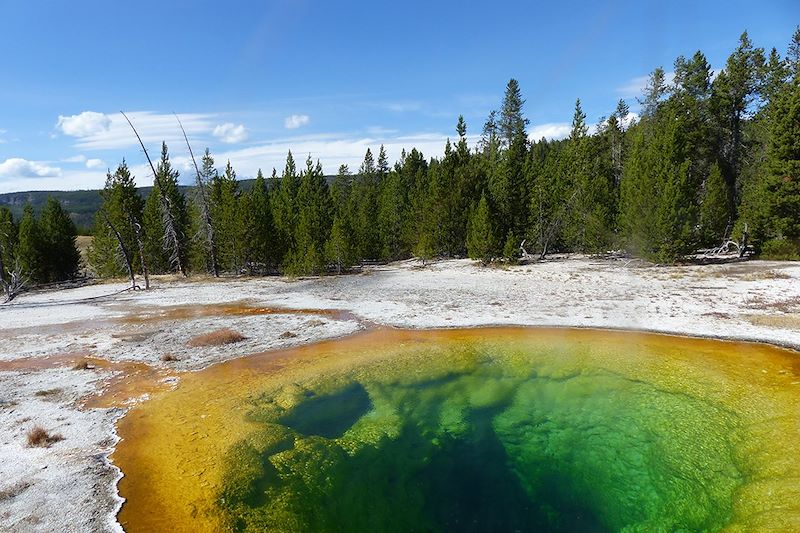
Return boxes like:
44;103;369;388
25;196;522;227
0;29;798;293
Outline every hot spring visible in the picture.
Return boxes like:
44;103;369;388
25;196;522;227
112;328;800;532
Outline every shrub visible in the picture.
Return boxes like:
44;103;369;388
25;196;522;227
26;426;64;448
187;328;246;347
759;239;800;261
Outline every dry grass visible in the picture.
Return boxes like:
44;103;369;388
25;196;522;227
72;360;91;370
0;480;31;502
75;235;93;267
702;312;731;319
26;425;64;448
746;296;800;313
34;389;61;397
739;269;793;281
744;314;800;329
187;328;246;347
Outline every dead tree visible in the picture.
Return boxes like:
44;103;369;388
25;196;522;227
175;113;219;277
99;209;138;290
130;216;150;290
121;111;186;276
1;259;27;303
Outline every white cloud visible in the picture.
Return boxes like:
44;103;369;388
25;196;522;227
0;169;105;194
0;129;462;192
85;158;106;169
284;114;310;129
57;111;112;137
55;110;216;151
212;123;249;144
210;131;452;178
62;154;87;163
0;158;61;178
620;111;639;129
529;123;571;141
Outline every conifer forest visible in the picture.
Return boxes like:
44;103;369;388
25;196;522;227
1;30;799;290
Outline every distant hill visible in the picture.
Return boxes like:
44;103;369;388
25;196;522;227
0;189;105;234
0;176;335;235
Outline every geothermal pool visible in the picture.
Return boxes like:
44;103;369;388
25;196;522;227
112;328;800;532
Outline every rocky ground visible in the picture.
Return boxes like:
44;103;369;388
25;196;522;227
1;256;799;532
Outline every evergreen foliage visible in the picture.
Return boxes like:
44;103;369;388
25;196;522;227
12;30;800;286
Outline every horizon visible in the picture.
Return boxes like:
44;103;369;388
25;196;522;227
0;0;797;194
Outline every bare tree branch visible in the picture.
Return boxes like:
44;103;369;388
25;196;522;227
2;258;28;303
99;208;138;290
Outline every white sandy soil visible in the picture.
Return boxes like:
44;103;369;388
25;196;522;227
1;257;799;532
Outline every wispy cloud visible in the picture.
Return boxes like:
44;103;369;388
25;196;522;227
377;101;423;113
56;111;216;150
284;114;310;129
85;158;106;169
0;169;105;194
213;123;249;144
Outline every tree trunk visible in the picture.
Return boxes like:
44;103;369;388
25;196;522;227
100;209;136;289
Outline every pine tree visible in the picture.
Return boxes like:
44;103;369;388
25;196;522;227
325;215;354;274
763;77;800;247
502;230;518;262
192;148;219;276
16;205;43;283
528;139;562;257
491;80;529;242
499;79;528;147
272;151;299;266
466;192;495;264
639;67;668;117
287;157;331;275
141;184;167;273
89;161;144;278
352;148;380;259
39;197;81;281
699;162;731;245
211;160;244;272
711;33;763;202
0;207;17;283
147;142;189;275
247;169;277;272
378;169;406;260
620;105;698;261
787;25;800;81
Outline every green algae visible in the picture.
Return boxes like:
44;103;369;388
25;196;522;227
216;337;747;532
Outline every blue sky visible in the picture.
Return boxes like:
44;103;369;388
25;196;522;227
0;0;797;192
